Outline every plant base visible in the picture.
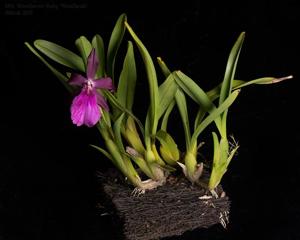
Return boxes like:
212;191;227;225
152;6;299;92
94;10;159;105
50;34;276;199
96;170;230;240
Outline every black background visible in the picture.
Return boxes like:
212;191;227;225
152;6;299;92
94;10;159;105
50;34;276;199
1;0;300;239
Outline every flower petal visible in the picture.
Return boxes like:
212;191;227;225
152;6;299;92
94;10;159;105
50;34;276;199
87;49;99;80
71;89;100;127
69;73;87;86
96;92;109;111
93;77;115;91
71;92;85;126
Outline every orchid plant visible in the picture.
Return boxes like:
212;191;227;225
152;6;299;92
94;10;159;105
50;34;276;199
25;14;292;194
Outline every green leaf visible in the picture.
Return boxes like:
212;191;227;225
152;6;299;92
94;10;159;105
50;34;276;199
90;144;113;161
113;113;126;151
101;108;112;128
174;71;215;111
194;108;206;131
184;150;198;182
219;32;245;106
103;139;133;182
25;42;73;93
219;32;245;136
207;77;290;102
175;89;191;149
75;36;92;68
174;71;222;132
211;132;221;166
90;135;133;183
92;34;106;78
107;13;127;79
34;39;85;72
219;138;229;167
157;74;178;119
125;117;145;154
190;90;240;147
156;130;179;155
144;111;151;149
233;76;293;88
122;155;142;186
156;130;180;165
156;57;179;131
125;21;159;137
96;122;110;141
157;57;171;77
127;153;153;179
208;137;236;190
161;100;175;131
103;90;144;136
117;41;137;111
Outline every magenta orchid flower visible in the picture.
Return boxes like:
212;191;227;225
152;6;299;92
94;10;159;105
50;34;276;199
69;49;114;127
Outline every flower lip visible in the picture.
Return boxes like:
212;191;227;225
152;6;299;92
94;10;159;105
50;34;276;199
71;88;101;127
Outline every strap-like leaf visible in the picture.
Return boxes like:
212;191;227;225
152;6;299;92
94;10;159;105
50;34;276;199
174;71;215;111
219;32;245;105
93;140;142;188
125;21;159;137
103;90;144;136
126;151;153;179
161;100;175;131
90;144;113;161
206;76;291;103
104;139;129;178
113;113;126;152
156;57;178;129
190;90;240;147
211;132;220;167
175;89;191;149
208;137;233;190
75;36;92;68
101;108;112;128
218;32;245;136
194;109;206;131
234;76;293;88
144;111;151;148
156;130;180;164
125;117;145;154
157;74;178;119
92;34;106;78
107;13;127;79
25;42;73;93
157;57;171;77
117;41;137;111
34;39;85;72
174;71;222;132
156;130;178;154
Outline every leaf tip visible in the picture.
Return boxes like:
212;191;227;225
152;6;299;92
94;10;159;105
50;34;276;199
157;57;166;65
120;12;127;19
239;31;246;39
33;39;44;48
272;75;293;83
233;89;241;96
